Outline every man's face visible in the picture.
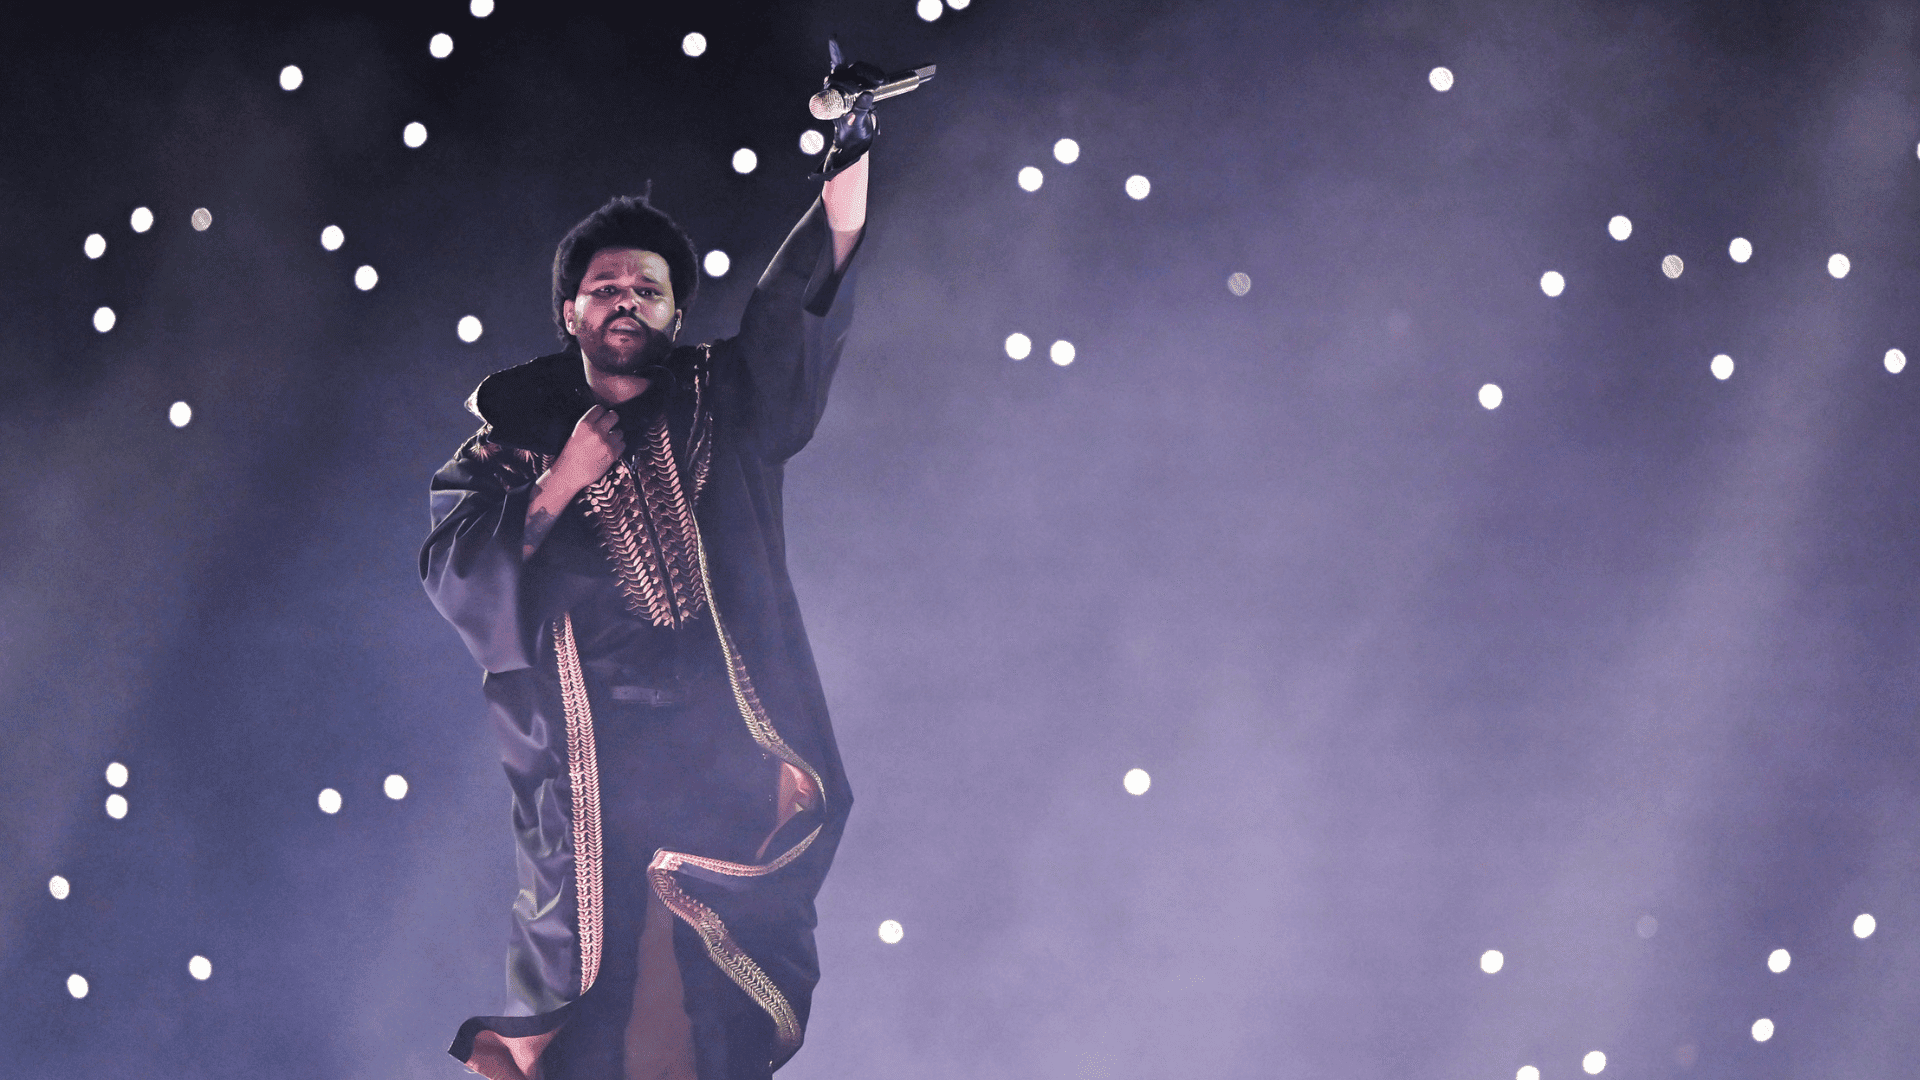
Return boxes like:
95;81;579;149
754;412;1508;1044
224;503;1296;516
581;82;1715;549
564;247;678;376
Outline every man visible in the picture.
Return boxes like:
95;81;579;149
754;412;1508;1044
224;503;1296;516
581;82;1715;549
421;55;885;1080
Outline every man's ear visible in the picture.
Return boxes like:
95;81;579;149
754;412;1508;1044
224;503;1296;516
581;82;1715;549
562;298;577;335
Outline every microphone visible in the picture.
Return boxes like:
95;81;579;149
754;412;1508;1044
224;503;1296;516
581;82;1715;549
809;65;937;120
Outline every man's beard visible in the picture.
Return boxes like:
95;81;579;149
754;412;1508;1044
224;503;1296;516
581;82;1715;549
580;316;675;376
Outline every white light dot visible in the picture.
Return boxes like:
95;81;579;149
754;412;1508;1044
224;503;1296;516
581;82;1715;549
1854;912;1877;938
321;224;345;251
84;233;106;259
878;919;904;944
732;147;758;174
799;129;825;155
1885;348;1906;374
1767;947;1790;973
1517;1068;1540;1080
1004;332;1031;360
1582;1050;1607;1074
1608;215;1632;241
1227;272;1252;296
403;122;428;148
1429;66;1454;92
429;33;454;59
105;793;127;819
1124;175;1151;200
1729;237;1752;263
1049;339;1075;367
1828;253;1850;279
190;208;212;231
1017;166;1044;192
1751;1017;1774;1042
384;774;410;800
354;265;379;291
1479;383;1503;410
947;0;970;8
105;762;128;788
1636;914;1659;939
1053;138;1080;164
470;0;494;15
318;788;342;814
49;875;70;900
1540;270;1565;297
1479;949;1504;974
130;207;153;233
1662;254;1685;279
681;32;706;57
188;955;212;981
93;307;116;333
916;0;943;21
1711;353;1734;380
704;250;731;277
1123;768;1151;795
456;316;483;343
67;974;89;999
279;65;303;92
169;401;193;428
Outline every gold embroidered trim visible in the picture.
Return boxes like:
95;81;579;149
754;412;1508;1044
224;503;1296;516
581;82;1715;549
582;416;707;629
647;828;824;1055
553;614;605;996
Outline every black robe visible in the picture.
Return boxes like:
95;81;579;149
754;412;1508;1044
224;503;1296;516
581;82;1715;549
421;199;858;1080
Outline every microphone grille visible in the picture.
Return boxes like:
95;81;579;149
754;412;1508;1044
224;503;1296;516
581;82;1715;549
808;88;847;121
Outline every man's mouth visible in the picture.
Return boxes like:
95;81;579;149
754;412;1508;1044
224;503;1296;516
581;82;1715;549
608;319;643;334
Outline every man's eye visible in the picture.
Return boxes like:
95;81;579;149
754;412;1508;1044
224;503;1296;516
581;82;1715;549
594;287;616;296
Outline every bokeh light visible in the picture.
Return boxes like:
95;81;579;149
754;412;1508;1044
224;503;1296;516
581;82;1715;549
1729;237;1752;263
471;0;494;15
191;208;211;231
877;919;904;944
1017;166;1044;192
93;307;115;333
704;250;730;277
1517;1068;1539;1080
1854;913;1876;938
67;974;89;1000
1479;949;1504;974
1053;138;1080;164
1049;340;1075;366
169;401;193;428
279;65;303;92
318;788;342;814
188;955;212;981
1662;254;1684;279
1124;175;1151;200
1540;271;1565;297
1886;348;1907;374
1429;66;1454;92
430;33;454;59
49;875;70;900
1828;253;1850;279
384;774;410;800
457;316;483;343
354;265;378;291
1608;215;1632;240
1582;1050;1606;1074
1123;768;1151;795
948;0;971;8
1751;1017;1774;1042
798;129;825;155
1711;354;1734;380
84;233;105;259
1479;383;1503;410
681;32;706;57
130;207;153;233
1767;948;1790;973
916;0;943;20
1227;272;1251;296
321;225;344;251
1636;914;1659;938
732;147;758;174
105;761;128;787
403;122;428;148
106;793;127;819
1004;333;1031;360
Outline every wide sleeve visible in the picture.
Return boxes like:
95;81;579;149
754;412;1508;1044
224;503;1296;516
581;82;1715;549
419;434;542;674
723;196;863;462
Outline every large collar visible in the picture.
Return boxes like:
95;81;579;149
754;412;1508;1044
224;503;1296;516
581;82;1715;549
465;348;700;456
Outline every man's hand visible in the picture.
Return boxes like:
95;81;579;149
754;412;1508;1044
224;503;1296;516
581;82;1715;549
522;406;625;560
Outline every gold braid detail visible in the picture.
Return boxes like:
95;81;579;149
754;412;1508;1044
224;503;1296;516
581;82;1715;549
552;614;605;996
580;415;706;629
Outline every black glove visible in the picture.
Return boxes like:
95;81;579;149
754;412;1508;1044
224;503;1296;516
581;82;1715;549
810;38;884;180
